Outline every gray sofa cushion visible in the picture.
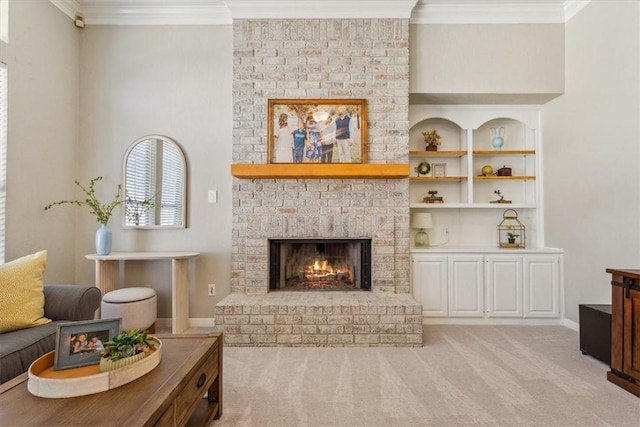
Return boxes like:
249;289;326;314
0;321;64;384
0;285;101;384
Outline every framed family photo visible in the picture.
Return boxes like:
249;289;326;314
54;318;121;370
267;99;367;164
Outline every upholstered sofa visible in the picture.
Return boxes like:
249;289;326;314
0;285;101;384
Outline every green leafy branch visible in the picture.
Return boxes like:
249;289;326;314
124;191;159;226
44;176;122;225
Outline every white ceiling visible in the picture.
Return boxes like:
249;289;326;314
49;0;590;25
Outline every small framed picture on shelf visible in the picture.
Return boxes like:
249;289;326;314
432;163;447;178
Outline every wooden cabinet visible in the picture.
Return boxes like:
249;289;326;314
412;251;562;322
607;268;640;397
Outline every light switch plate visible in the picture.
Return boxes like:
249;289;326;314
208;190;217;203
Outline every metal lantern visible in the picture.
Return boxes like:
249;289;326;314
497;209;525;248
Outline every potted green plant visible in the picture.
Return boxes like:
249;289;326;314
45;176;122;255
507;232;519;244
99;329;157;372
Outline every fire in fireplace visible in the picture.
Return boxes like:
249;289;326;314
269;239;372;291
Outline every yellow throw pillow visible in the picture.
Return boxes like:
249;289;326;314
0;250;51;333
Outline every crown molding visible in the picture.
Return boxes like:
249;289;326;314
49;0;590;26
49;0;82;20
50;0;232;25
564;0;591;21
224;0;419;19
410;0;590;25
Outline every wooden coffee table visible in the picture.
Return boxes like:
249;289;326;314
0;333;222;426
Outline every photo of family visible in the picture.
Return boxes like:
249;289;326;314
268;99;367;164
68;331;107;355
54;319;120;370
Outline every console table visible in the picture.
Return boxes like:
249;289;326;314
86;252;199;334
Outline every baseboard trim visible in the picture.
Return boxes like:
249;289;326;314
562;318;579;331
156;318;216;329
422;318;565;326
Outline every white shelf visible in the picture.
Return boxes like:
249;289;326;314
410;245;563;254
410;203;537;209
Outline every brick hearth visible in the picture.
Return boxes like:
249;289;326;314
215;293;422;346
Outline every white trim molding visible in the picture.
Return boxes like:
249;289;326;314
564;0;591;22
562;318;579;331
156;317;216;331
49;0;82;21
50;0;591;25
225;0;419;19
50;0;232;25
411;0;573;24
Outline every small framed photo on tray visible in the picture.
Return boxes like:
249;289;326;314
432;163;447;177
54;318;121;370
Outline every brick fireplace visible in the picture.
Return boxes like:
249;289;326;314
214;18;422;346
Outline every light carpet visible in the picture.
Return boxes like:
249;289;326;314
212;325;640;427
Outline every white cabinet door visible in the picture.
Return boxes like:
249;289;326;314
524;255;559;318
411;255;448;317
448;255;484;317
486;255;523;318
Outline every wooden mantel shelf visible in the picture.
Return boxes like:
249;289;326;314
231;163;410;179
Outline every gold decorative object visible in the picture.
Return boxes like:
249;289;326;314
481;165;494;176
497;209;525;248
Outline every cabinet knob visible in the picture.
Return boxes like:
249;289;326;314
197;373;207;388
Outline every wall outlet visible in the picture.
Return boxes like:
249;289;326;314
208;284;216;296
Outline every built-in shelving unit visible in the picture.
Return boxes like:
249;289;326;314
408;106;563;323
408;105;542;248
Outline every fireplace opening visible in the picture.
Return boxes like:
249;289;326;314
269;239;372;291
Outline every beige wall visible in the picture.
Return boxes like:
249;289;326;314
410;23;564;103
1;0;79;281
77;25;233;318
543;0;640;322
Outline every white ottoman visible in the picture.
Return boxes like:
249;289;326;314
101;287;157;333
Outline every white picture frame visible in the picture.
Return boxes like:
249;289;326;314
433;163;446;178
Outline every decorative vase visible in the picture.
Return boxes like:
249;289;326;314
491;127;505;150
99;352;147;372
95;223;112;256
425;145;438;151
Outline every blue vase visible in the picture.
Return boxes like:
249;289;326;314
491;127;505;150
95;223;112;255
